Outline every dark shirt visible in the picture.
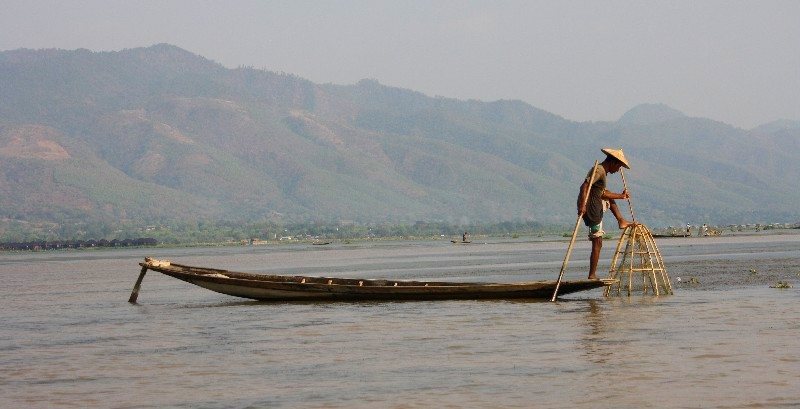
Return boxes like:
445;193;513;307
582;164;607;226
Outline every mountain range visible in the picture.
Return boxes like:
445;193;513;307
1;44;799;236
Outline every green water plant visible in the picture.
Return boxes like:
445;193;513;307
770;281;793;289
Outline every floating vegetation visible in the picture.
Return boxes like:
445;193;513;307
749;269;758;275
674;276;699;285
770;281;793;289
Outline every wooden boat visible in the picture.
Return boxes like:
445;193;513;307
130;258;615;302
451;240;471;244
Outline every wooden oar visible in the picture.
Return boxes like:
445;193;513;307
551;160;599;302
620;168;635;223
128;266;148;303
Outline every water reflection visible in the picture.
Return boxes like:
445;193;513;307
580;300;611;365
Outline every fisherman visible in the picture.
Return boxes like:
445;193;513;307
463;231;468;242
577;148;633;280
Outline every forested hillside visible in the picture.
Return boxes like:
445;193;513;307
1;44;798;240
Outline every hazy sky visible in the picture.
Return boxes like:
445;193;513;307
3;0;798;129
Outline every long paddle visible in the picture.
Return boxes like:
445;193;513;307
551;160;599;302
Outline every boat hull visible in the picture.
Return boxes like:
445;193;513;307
140;259;611;302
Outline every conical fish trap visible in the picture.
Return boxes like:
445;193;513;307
604;223;673;296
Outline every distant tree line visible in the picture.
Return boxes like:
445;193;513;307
0;219;557;247
0;238;158;251
149;219;556;243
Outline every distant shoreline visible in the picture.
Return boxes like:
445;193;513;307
2;228;798;253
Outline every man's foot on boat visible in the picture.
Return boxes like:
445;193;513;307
587;275;600;280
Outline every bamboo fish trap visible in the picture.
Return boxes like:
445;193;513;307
604;169;673;296
604;223;673;296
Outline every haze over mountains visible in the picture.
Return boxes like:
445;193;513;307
1;44;799;235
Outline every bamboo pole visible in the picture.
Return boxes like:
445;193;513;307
552;160;599;302
620;168;635;223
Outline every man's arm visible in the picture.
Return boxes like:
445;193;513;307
601;189;629;200
577;180;590;215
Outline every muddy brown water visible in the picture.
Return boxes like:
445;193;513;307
1;232;798;408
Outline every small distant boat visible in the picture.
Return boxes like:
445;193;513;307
451;240;471;244
312;241;332;245
129;258;614;302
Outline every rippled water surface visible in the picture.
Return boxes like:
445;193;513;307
2;233;799;408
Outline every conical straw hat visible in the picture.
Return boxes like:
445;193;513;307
601;148;630;169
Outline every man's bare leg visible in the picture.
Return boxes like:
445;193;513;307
588;236;602;279
609;200;633;229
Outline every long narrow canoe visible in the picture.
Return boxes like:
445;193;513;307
132;258;615;302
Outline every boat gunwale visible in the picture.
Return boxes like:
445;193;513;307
141;262;611;289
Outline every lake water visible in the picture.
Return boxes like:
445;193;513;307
2;232;799;408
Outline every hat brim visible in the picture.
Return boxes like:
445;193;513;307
601;148;630;169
